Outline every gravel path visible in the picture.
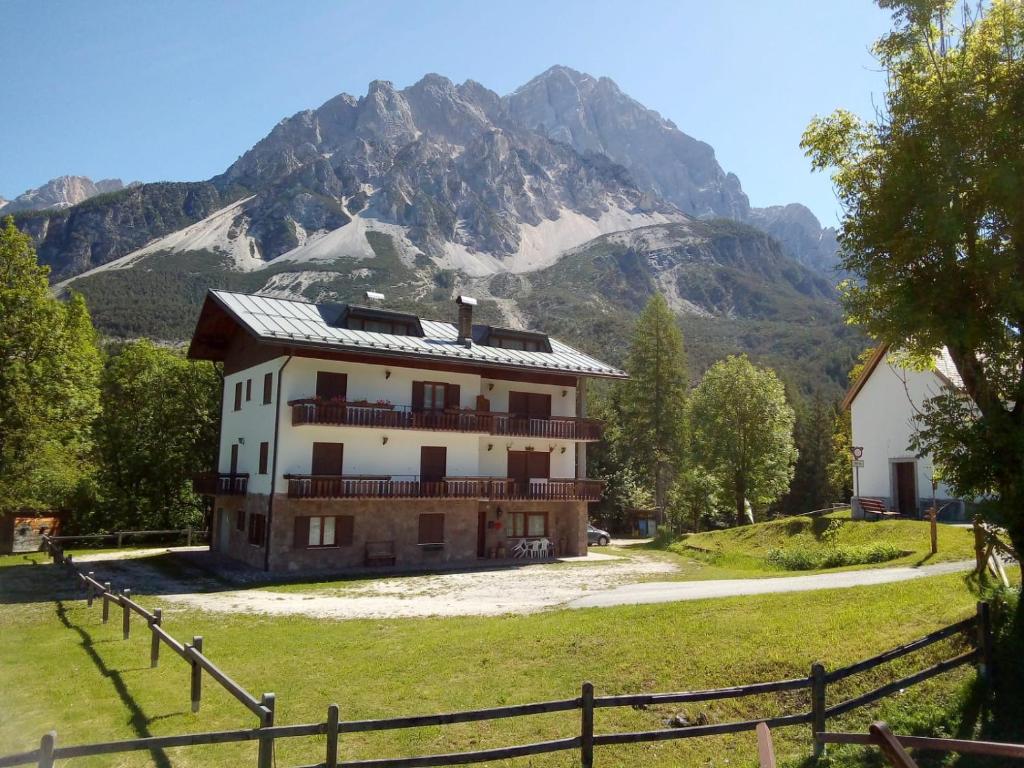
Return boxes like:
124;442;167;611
566;560;977;609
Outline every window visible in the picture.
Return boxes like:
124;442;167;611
493;336;542;352
508;512;548;538
230;443;239;475
311;442;344;475
418;513;445;545
247;513;266;546
258;442;269;475
412;381;460;411
315;371;348;401
507;451;550;486
245;378;252;401
263;372;273;405
235;509;245;531
508;391;552;418
294;515;354;548
233;381;242;411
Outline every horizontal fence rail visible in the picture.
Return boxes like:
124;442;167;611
818;729;1024;759
288;400;604;441
46;527;207;548
6;540;993;768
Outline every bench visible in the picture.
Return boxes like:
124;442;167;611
859;498;900;521
365;540;396;566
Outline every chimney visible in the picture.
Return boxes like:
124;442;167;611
456;295;476;346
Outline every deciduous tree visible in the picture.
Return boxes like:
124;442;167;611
689;355;797;525
802;0;1024;571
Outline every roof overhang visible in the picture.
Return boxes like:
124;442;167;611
841;343;889;411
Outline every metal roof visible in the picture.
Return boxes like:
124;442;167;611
206;290;627;379
841;343;964;410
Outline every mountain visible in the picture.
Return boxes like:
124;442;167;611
3;175;127;214
15;67;859;396
747;203;840;276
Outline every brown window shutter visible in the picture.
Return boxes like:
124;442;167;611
336;515;354;546
445;383;461;410
263;372;273;404
507;451;527;483
420;446;447;483
294;516;310;548
258;442;269;474
527;450;550;479
230;444;239;475
529;393;551;418
509;391;527;415
411;381;425;411
418;513;444;544
246;379;252;401
312;442;344;475
234;381;242;410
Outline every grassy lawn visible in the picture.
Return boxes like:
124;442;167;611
0;549;1002;768
660;512;978;578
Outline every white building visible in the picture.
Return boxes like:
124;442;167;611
842;344;968;520
188;290;626;572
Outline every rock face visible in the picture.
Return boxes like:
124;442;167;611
4;175;125;213
748;203;840;275
504;66;750;220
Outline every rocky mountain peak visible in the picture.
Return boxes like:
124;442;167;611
4;175;125;213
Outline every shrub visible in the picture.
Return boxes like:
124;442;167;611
767;543;905;570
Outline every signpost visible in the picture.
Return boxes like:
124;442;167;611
851;446;864;497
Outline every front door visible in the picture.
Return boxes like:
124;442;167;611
894;461;917;516
477;509;487;557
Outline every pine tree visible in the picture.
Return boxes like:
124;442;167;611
614;294;688;513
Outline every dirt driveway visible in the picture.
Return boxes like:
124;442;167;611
71;547;681;620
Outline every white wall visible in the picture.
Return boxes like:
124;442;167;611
220;356;287;495
218;354;587;491
850;351;953;502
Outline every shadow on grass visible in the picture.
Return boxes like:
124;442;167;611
54;600;172;768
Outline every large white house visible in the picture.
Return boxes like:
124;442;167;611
842;344;968;520
188;289;625;572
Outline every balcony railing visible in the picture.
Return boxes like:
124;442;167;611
193;472;249;496
289;400;603;441
284;475;604;501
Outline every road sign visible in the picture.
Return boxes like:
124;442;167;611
852;446;864;459
852;459;865;468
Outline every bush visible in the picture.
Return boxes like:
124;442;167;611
767;542;905;570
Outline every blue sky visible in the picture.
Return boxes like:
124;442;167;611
0;1;891;224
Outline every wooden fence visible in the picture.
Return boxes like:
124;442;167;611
973;516;1018;588
4;538;995;768
44;527;207;549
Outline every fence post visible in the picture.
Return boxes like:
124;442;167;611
121;589;131;640
86;572;95;607
973;517;985;573
257;693;276;768
810;662;826;759
150;609;162;668
38;731;56;768
190;636;204;712
580;681;594;768
102;582;111;623
977;601;994;684
325;703;339;768
117;531;124;548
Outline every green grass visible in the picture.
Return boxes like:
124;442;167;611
666;512;978;575
0;550;1001;768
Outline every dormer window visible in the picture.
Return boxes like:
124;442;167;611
340;306;424;337
481;327;552;353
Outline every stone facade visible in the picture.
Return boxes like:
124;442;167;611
211;494;588;573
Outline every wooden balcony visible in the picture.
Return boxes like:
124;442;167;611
289;400;603;441
193;472;249;496
284;475;604;501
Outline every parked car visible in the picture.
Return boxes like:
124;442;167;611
587;524;610;546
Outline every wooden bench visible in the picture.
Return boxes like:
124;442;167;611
365;540;396;566
859;498;900;521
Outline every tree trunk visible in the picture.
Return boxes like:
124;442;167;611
735;474;747;526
